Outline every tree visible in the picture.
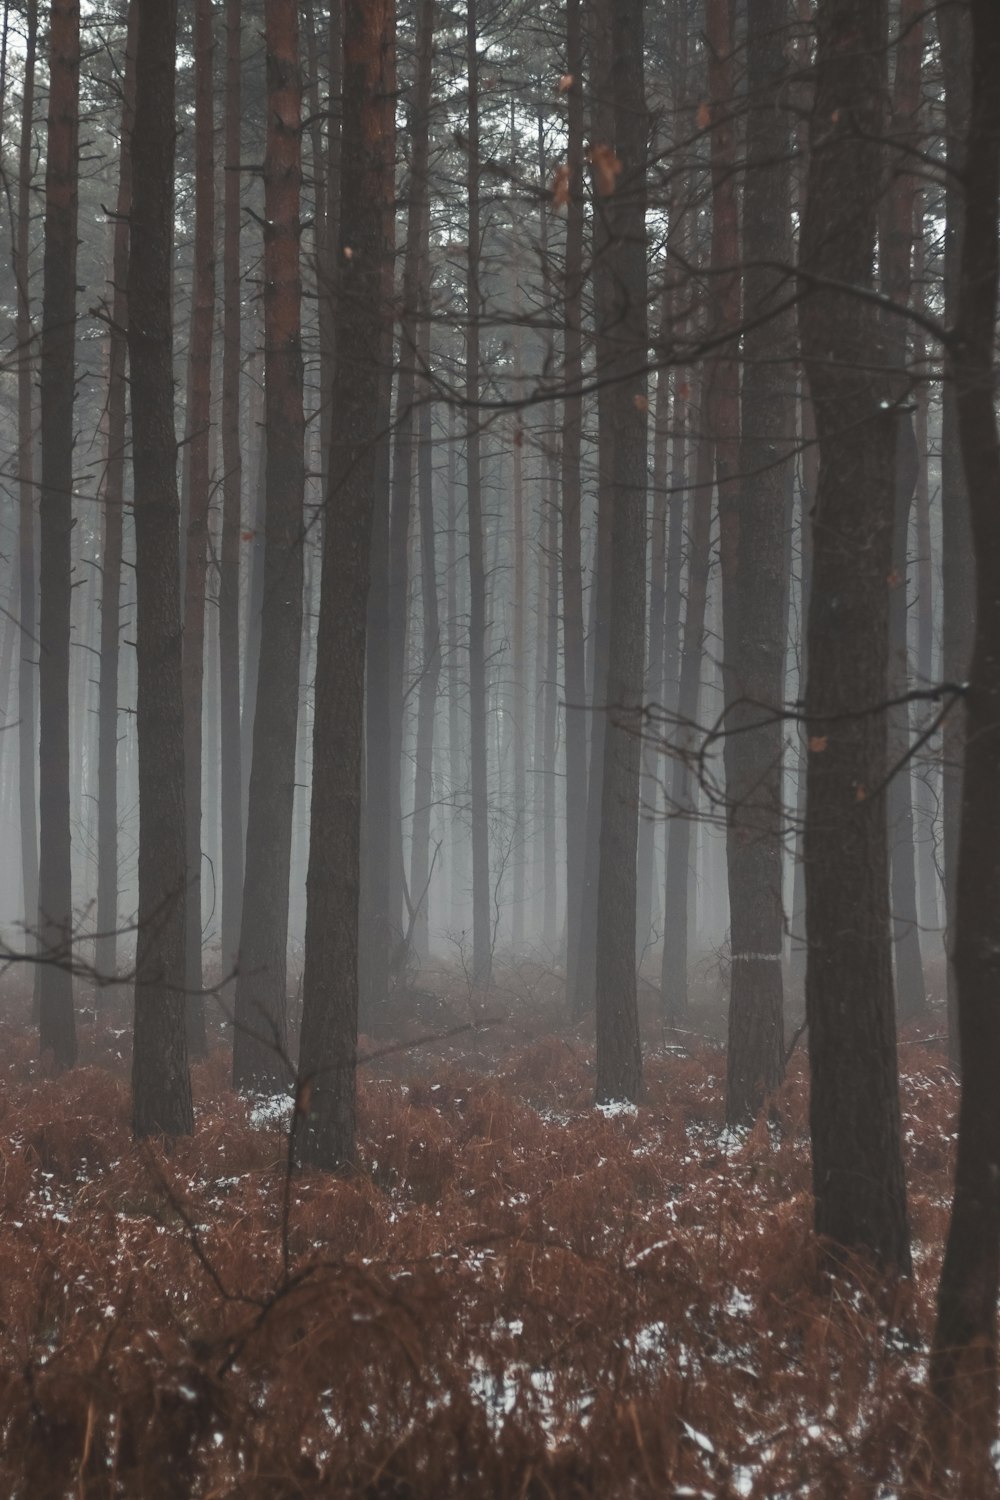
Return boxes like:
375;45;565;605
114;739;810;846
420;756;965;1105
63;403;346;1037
37;0;80;1069
297;0;394;1170
929;0;1000;1467
128;0;193;1139
233;0;305;1093
593;0;647;1105
798;0;909;1269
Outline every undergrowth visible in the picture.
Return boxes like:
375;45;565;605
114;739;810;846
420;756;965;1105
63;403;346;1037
0;965;969;1497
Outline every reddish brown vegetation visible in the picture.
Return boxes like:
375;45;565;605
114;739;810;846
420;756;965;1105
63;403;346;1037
0;972;965;1496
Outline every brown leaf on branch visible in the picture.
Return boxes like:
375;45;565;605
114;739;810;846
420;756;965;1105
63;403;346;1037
551;163;571;208
808;735;829;753
696;100;712;130
588;143;622;196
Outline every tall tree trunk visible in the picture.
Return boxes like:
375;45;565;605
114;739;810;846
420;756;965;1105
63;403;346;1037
218;0;244;978
465;0;491;986
560;0;587;999
96;1;138;984
37;0;80;1068
15;0;38;976
882;0;926;1022
928;2;1000;1471
410;283;440;962
593;0;647;1105
180;0;215;1054
297;0;394;1170
232;0;304;1093
445;407;466;931
799;0;909;1269
128;0;193;1138
939;0;974;1072
721;0;791;1125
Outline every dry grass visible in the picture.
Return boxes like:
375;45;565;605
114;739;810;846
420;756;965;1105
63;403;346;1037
0;966;971;1497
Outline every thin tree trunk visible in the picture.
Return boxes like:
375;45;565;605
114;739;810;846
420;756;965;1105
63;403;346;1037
799;0;909;1269
465;0;491;986
95;3;138;984
410;264;439;962
561;0;587;998
297;0;394;1170
128;0;193;1138
37;0;80;1068
593;0;647;1105
721;0;791;1125
233;0;304;1094
15;0;38;975
218;0;244;978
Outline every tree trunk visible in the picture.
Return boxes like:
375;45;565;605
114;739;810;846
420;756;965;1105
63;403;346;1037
95;2;138;984
297;0;394;1170
15;0;38;979
560;0;587;999
128;0;193;1138
593;0;647;1105
721;0;791;1125
799;0;909;1269
218;0;244;979
928;0;1000;1469
37;0;80;1069
410;275;440;962
233;0;304;1094
465;0;491;986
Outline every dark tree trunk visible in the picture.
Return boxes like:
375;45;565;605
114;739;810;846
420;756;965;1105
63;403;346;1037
297;0;394;1170
798;0;909;1269
465;0;491;986
128;0;193;1138
721;0;791;1125
593;0;647;1105
939;1;974;1072
96;3;138;984
218;0;244;978
37;0;80;1069
180;0;215;1056
15;0;38;976
560;0;588;999
410;276;440;962
929;0;1000;1468
233;0;304;1094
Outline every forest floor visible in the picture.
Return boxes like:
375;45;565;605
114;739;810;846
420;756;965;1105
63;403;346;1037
0;958;978;1498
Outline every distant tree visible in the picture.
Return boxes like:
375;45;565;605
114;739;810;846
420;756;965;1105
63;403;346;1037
798;0;909;1269
37;0;80;1069
128;0;193;1138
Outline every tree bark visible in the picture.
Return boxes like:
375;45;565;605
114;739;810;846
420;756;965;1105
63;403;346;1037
721;0;791;1125
593;0;647;1105
218;0;244;979
233;0;305;1093
929;0;1000;1467
128;0;193;1138
297;0;394;1169
37;0;80;1068
799;0;909;1269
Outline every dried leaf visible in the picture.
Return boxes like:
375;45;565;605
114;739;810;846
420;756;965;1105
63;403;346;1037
588;143;622;196
808;735;829;753
241;530;255;542
558;73;573;94
677;381;691;401
633;393;649;413
887;568;902;588
696;100;712;130
551;163;571;208
855;784;867;802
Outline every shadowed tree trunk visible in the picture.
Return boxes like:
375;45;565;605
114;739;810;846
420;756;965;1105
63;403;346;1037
799;0;909;1270
218;0;244;979
410;285;440;962
37;0;80;1069
721;0;791;1126
297;0;394;1170
233;0;304;1094
15;0;38;975
928;0;1000;1472
560;0;587;1000
128;0;193;1138
180;0;215;1056
593;0;647;1105
96;1;138;984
